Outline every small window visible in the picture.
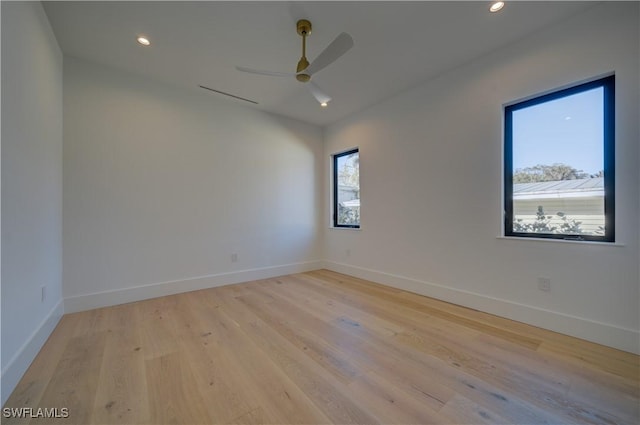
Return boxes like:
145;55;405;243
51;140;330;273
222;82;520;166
333;148;360;228
504;75;615;242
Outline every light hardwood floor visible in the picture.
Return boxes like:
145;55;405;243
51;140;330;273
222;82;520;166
3;270;639;424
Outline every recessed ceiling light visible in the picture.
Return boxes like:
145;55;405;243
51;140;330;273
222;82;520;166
137;36;151;46
320;102;328;108
489;1;505;13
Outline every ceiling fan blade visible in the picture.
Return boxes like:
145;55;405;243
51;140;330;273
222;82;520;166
235;66;295;78
307;81;332;104
305;32;354;76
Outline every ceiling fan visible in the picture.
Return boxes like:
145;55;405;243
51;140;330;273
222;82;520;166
236;19;354;106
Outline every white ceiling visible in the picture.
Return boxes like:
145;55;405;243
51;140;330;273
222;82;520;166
43;1;596;127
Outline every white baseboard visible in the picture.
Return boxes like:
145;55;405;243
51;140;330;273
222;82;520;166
64;260;324;314
1;299;64;406
323;261;640;355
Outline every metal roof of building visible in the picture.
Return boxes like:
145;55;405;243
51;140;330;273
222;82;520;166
513;177;603;199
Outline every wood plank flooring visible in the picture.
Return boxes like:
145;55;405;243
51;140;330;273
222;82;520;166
3;269;639;424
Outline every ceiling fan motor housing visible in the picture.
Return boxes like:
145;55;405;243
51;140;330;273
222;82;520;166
296;58;310;75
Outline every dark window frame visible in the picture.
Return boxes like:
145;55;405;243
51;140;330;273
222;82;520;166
333;148;360;229
504;75;615;242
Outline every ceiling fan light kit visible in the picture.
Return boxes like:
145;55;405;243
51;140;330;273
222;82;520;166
236;19;354;106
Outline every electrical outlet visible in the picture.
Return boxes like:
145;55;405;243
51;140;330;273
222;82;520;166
41;285;46;302
537;277;551;292
345;248;351;258
231;253;238;263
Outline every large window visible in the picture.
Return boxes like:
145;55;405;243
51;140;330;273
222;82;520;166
333;148;360;228
504;75;615;242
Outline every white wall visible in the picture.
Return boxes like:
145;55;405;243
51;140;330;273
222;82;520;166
324;2;640;354
1;1;64;404
63;57;324;311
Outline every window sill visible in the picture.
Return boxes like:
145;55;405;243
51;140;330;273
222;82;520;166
330;226;361;231
496;236;625;247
